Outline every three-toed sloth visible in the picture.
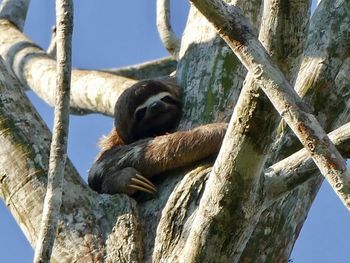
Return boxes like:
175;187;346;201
88;80;227;195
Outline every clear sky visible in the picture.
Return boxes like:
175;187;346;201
0;0;349;262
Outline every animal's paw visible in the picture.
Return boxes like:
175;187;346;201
101;167;157;195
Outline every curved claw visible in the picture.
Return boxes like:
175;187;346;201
129;175;157;194
135;174;156;191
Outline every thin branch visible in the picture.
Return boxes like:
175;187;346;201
47;25;57;58
0;0;30;31
103;56;177;80
156;0;181;58
265;122;350;201
33;0;73;262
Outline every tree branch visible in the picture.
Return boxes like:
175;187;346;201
0;0;30;31
151;2;262;261
241;0;350;259
156;0;181;58
0;54;143;261
33;0;73;261
179;0;310;261
188;0;350;211
266;121;350;201
47;25;57;58
103;56;177;80
0;19;136;116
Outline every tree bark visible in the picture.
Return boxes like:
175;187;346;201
33;0;73;261
0;19;136;116
0;56;143;262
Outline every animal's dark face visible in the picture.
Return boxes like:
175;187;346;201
114;80;182;144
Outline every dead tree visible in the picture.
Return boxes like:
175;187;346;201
0;0;350;262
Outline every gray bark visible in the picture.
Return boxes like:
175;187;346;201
0;55;142;262
0;19;136;116
157;0;181;58
33;0;73;261
104;56;177;80
188;0;350;212
47;26;57;59
242;0;350;260
0;0;29;31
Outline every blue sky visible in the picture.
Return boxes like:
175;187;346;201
0;1;349;262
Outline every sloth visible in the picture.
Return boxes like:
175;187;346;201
88;80;227;195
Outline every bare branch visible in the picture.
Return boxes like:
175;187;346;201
0;0;30;31
33;0;73;262
0;19;136;116
178;0;310;261
242;0;350;255
156;0;181;58
104;56;177;80
189;0;350;209
266;122;350;201
47;25;57;58
0;54;142;261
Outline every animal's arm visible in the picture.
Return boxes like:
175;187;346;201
88;123;227;195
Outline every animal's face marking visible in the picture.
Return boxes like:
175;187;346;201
135;92;172;113
113;80;183;143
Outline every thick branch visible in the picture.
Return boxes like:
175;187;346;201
156;0;181;58
0;0;29;31
104;56;177;80
180;0;310;261
189;0;350;211
152;2;263;262
0;19;136;116
33;0;73;262
242;0;350;260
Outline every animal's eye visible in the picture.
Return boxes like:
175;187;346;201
135;107;147;121
161;95;177;104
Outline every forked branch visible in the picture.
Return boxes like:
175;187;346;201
181;0;350;261
266;122;350;201
189;0;350;209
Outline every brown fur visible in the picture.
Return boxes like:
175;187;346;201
98;128;124;151
88;80;227;195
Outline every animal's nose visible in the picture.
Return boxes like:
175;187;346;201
150;101;163;112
